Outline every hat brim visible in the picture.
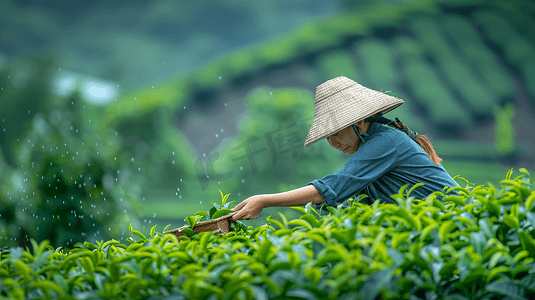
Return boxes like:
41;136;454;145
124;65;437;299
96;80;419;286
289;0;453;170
304;81;404;147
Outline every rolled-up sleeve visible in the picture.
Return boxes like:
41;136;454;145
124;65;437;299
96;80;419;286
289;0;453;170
308;135;399;207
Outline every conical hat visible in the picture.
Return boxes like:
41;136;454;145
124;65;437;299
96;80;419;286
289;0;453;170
304;76;404;147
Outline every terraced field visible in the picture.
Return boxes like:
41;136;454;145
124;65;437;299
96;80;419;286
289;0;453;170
105;0;535;227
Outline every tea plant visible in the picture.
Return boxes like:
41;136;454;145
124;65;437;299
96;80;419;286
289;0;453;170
193;189;236;222
179;190;247;237
1;169;535;299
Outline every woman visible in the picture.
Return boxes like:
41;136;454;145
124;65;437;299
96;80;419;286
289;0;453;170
231;76;459;221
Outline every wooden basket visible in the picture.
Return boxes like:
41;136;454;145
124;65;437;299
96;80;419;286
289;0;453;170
164;212;237;239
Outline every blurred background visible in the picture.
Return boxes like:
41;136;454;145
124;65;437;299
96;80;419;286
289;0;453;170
1;0;534;250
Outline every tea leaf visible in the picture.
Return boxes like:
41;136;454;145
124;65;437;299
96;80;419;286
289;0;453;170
278;212;288;228
29;280;64;297
193;211;207;217
519;231;535;257
181;227;194;237
506;168;514;181
290;206;307;214
288;219;313;230
525;191;535;211
407;183;425;198
211;209;234;219
163;224;171;232
266;215;284;230
485;281;526;299
300;214;320;228
100;239;119;252
443;195;465;206
209;206;218;218
487;266;510;284
129;224;147;241
503;215;520;229
185;215;203;228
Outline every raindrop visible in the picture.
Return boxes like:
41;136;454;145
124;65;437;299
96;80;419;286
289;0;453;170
242;179;245;183
59;68;61;71
180;179;182;182
131;157;134;162
215;134;218;138
224;103;227;107
270;92;272;95
219;76;221;80
203;153;206;157
152;86;154;89
184;106;186;109
134;97;137;100
172;160;175;164
240;166;243;170
177;188;180;191
221;129;224;132
117;85;119;87
172;152;175;155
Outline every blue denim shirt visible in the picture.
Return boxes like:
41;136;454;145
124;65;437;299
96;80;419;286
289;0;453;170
308;122;459;208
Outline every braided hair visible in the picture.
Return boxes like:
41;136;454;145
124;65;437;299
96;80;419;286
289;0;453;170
364;113;443;165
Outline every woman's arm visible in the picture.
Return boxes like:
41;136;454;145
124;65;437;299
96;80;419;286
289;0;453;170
230;185;325;221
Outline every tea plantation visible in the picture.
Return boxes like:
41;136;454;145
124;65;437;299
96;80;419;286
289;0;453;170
2;169;535;299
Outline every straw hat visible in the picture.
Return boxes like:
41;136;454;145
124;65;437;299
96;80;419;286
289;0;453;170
304;76;404;147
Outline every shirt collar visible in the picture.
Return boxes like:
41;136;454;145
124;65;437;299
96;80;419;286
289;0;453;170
360;122;382;143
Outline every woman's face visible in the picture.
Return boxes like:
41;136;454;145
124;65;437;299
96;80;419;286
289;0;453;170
326;121;369;154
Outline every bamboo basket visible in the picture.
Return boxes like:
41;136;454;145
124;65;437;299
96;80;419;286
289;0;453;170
164;212;237;239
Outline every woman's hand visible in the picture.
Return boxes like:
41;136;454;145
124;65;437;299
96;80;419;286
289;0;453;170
231;195;266;221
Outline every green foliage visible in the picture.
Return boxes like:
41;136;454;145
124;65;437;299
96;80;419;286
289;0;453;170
2;169;535;299
353;38;396;89
193;190;236;223
315;50;360;82
185;215;203;229
409;17;498;116
214;87;345;199
399;57;471;127
473;10;535;98
493;102;516;156
0;56;144;250
441;14;515;100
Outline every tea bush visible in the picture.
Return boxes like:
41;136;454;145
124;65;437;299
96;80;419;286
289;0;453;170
0;56;144;250
1;169;535;299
